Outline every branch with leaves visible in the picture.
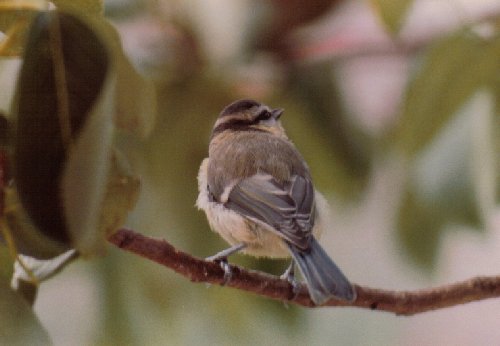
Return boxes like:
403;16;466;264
108;228;500;316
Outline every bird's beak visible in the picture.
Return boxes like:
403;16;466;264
271;108;284;120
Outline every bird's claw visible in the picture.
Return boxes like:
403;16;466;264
206;243;246;286
280;262;301;300
219;259;232;286
206;256;232;286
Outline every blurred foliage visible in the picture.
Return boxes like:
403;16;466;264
286;64;371;197
14;10;110;245
0;0;48;56
398;188;443;269
1;2;147;343
0;0;499;344
51;0;104;16
4;186;69;259
393;31;500;158
371;0;413;33
397;102;481;268
252;0;342;57
11;250;77;304
0;279;50;344
6;5;150;258
495;79;500;202
391;31;500;268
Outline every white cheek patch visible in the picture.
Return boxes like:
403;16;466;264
256;105;268;114
259;118;278;127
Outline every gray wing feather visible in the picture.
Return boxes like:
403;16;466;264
225;173;316;250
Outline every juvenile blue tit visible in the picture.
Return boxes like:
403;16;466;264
196;99;356;304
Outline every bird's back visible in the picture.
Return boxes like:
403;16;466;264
207;131;311;201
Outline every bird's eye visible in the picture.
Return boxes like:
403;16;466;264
256;110;272;121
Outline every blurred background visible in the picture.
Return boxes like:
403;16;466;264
23;0;500;344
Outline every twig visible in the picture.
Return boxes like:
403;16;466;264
107;228;500;316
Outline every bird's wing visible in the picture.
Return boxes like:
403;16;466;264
224;173;315;250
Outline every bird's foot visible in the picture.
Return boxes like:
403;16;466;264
280;261;301;300
206;243;246;286
210;257;232;286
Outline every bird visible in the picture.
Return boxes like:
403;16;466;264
196;99;356;305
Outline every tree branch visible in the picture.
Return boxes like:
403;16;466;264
107;228;500;316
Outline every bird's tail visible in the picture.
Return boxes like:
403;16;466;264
288;237;356;305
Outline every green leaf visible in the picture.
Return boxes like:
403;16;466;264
14;10;109;246
4;186;70;259
0;244;14;280
0;0;48;56
394;32;500;157
0;279;51;345
412;105;482;227
398;96;494;268
79;11;157;137
494;79;500;203
62;138;141;256
96;150;140;240
397;187;443;269
371;0;413;34
51;0;103;16
114;53;157;138
60;71;115;255
53;13;146;255
14;10;146;256
469;91;497;219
